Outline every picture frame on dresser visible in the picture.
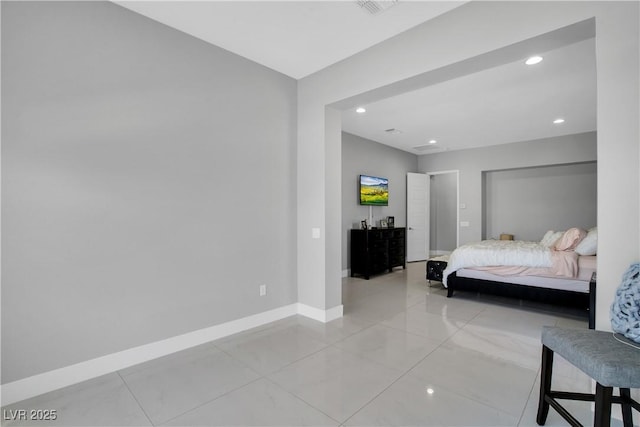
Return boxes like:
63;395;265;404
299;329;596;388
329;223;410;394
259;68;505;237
387;216;394;228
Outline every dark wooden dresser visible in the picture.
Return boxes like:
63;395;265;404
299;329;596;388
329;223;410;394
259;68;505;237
350;227;406;279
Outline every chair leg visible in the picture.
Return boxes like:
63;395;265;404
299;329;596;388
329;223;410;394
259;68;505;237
537;345;554;425
620;388;633;427
594;383;613;427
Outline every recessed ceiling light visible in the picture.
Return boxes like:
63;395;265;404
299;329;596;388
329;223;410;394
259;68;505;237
429;139;437;144
356;107;366;114
553;118;565;124
525;56;543;65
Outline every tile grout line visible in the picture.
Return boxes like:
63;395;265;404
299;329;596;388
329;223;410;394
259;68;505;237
342;291;538;425
116;371;155;427
340;291;456;425
157;376;266;426
193;322;353;424
121;343;266;426
517;364;543;427
260;376;343;426
206;321;383;425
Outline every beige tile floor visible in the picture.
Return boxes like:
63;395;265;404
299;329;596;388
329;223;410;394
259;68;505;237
2;261;634;426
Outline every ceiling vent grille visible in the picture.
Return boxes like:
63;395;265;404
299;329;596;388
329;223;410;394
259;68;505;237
355;0;398;15
384;128;403;135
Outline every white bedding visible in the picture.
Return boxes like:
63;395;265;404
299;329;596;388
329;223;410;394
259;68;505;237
442;239;553;286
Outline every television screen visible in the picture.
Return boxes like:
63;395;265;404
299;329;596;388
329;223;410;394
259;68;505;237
359;175;389;206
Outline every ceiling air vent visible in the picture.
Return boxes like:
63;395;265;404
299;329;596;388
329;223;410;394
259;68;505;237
355;0;398;15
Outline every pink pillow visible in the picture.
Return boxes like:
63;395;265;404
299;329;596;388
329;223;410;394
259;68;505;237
554;228;587;251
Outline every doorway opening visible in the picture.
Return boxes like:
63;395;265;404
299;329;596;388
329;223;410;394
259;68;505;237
406;171;459;262
429;171;459;257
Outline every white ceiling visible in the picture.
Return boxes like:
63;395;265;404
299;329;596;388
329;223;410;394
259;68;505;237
116;1;467;79
115;1;597;155
342;38;597;154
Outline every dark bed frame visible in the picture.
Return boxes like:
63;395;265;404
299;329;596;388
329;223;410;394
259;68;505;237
446;271;596;329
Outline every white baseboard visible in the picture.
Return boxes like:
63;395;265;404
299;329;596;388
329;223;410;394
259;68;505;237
297;303;343;322
1;302;343;406
429;250;452;257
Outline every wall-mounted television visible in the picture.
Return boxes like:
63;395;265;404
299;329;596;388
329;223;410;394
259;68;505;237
359;175;389;206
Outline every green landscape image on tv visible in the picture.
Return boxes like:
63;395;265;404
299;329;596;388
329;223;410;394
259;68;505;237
359;175;389;206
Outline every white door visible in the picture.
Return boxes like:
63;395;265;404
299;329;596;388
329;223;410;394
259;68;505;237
406;172;429;262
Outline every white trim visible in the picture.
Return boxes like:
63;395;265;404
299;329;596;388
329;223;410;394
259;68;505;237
429;250;452;257
324;304;344;322
426;169;460;249
297;303;343;323
342;269;349;278
1;302;344;406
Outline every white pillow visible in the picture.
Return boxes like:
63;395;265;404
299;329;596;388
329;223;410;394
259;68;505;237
575;227;597;255
540;230;564;248
540;230;554;246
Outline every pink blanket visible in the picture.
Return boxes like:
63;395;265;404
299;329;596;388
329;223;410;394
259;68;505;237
472;250;579;278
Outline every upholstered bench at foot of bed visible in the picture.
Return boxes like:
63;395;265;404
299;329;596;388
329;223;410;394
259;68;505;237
537;327;640;427
426;257;448;283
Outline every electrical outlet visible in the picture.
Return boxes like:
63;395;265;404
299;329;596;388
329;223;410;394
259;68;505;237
259;284;267;296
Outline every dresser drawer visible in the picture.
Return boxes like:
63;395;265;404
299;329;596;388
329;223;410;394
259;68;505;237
350;227;406;279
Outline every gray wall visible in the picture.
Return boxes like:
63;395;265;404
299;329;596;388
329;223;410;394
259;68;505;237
341;132;418;272
2;1;297;383
484;162;597;241
430;173;457;254
418;132;597;245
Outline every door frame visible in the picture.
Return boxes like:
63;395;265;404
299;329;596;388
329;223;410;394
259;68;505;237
426;169;460;257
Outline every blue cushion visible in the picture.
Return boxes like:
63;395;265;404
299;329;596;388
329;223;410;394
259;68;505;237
542;327;640;388
611;263;640;343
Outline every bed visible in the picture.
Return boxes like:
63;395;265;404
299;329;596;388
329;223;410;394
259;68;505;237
440;227;598;328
